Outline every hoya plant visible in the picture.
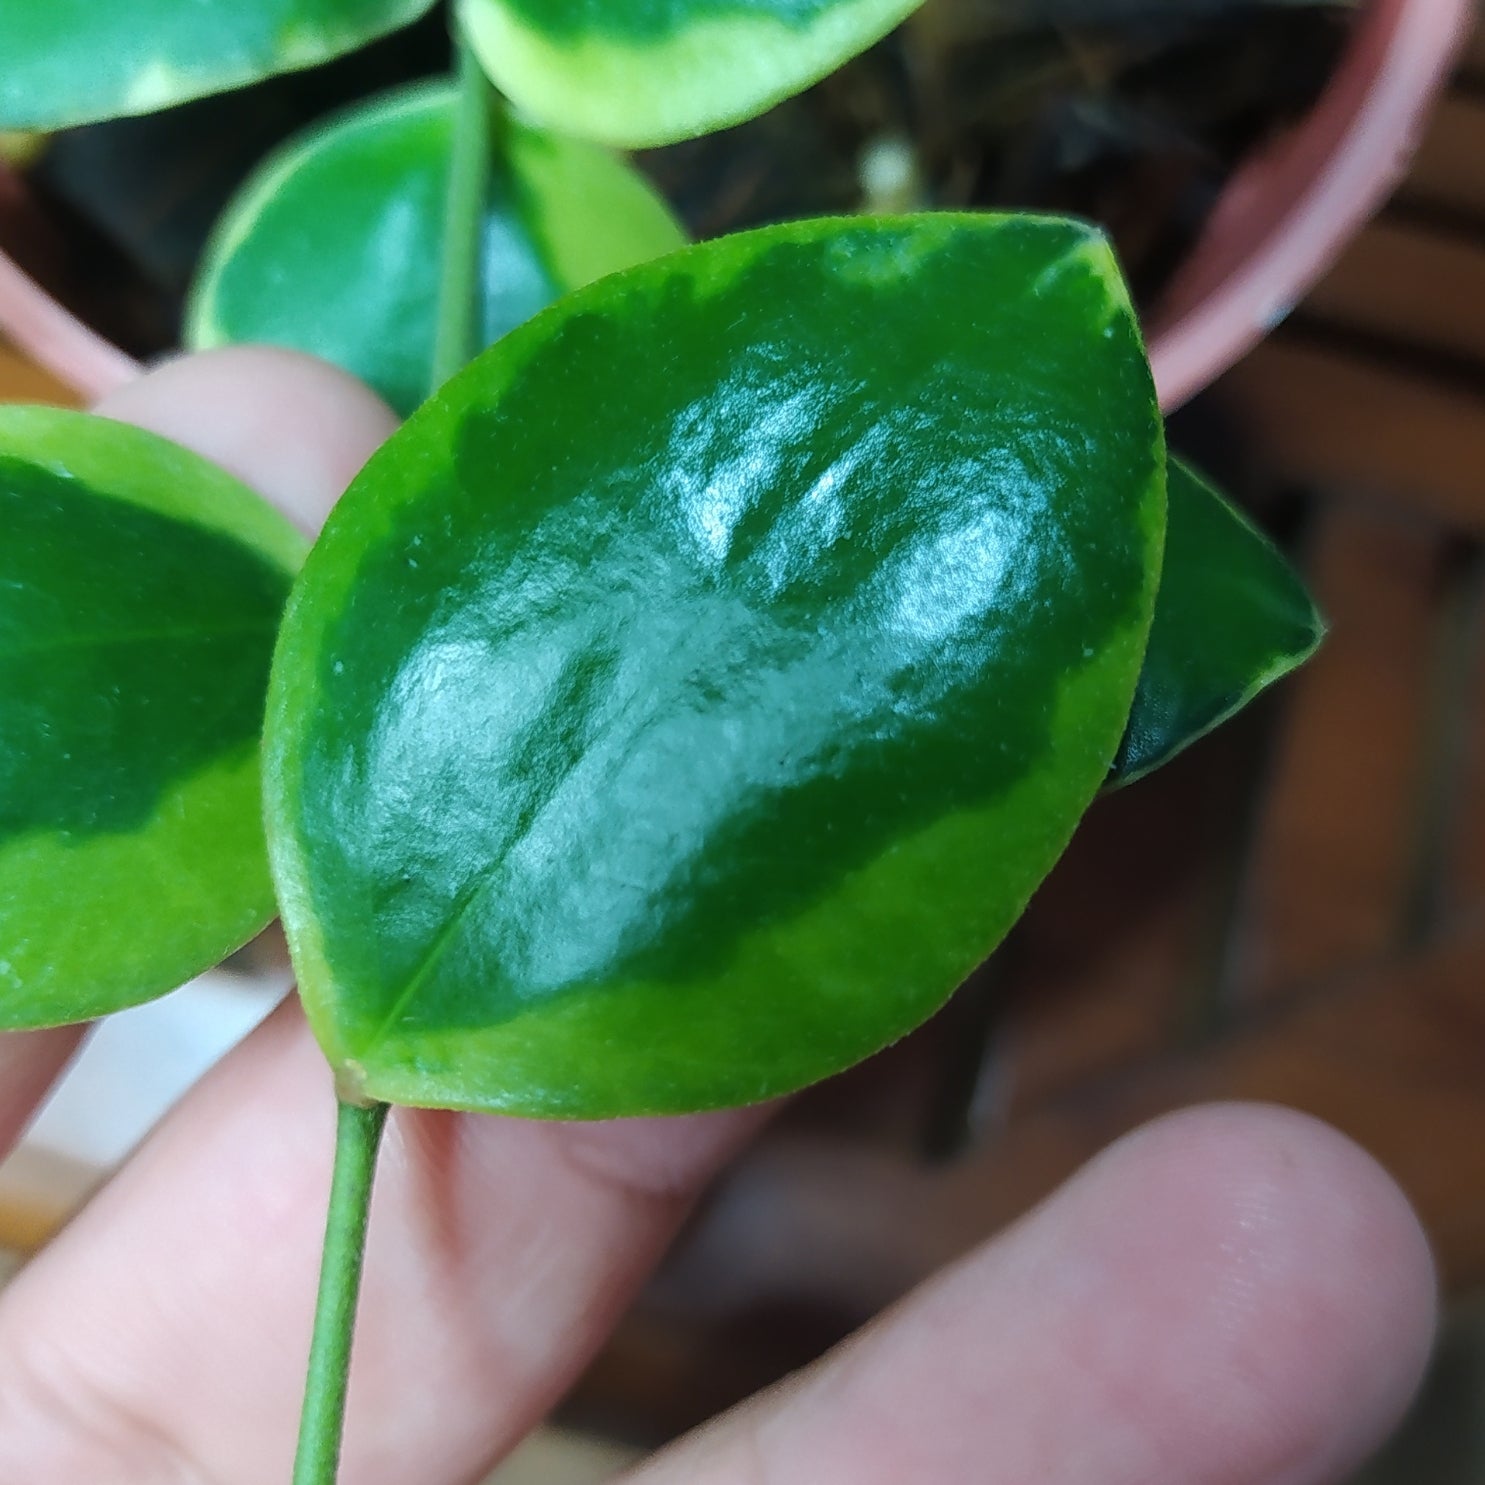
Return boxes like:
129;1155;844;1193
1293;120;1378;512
0;3;1323;1481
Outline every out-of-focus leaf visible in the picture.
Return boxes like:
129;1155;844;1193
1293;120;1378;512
187;82;686;414
0;0;439;129
457;0;929;147
0;407;305;1029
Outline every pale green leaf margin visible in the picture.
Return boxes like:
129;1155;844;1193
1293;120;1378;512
457;0;928;147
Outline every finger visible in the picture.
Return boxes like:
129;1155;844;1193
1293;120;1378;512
0;348;394;1159
0;345;755;1482
96;344;398;535
631;1103;1437;1485
0;1003;763;1483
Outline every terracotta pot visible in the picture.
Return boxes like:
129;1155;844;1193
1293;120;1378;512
0;0;1473;413
1147;0;1475;410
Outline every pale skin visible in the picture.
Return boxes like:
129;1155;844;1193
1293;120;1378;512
0;347;1440;1484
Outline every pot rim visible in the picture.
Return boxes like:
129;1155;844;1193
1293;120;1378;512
1147;0;1474;411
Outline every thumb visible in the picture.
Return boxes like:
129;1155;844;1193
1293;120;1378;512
0;348;395;1164
94;345;397;533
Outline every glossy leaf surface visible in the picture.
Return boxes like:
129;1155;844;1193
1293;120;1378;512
1112;458;1323;785
187;82;687;416
457;0;926;147
0;408;305;1029
0;0;438;130
265;214;1163;1116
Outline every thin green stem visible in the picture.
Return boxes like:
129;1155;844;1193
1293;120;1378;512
430;28;496;392
292;1098;390;1485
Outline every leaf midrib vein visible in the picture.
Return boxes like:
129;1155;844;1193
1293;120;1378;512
356;873;495;1057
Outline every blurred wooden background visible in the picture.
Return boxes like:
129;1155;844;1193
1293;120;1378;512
563;17;1485;1445
2;13;1485;1471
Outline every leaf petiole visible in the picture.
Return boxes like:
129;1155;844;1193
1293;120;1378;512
430;22;497;393
292;1097;389;1485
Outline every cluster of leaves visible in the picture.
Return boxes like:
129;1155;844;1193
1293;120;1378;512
9;1;1343;400
639;0;1346;303
0;0;1321;1120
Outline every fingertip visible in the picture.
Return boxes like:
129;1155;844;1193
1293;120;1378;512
696;1101;1441;1485
93;345;397;534
1062;1102;1438;1483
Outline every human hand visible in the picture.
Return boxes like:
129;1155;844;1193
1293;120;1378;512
0;349;1438;1484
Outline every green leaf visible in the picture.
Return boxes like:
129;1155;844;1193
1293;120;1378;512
1111;458;1323;786
265;213;1164;1116
0;0;438;130
456;0;926;148
186;82;687;416
0;407;306;1030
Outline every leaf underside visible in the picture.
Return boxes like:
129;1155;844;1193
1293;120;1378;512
1111;458;1323;786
